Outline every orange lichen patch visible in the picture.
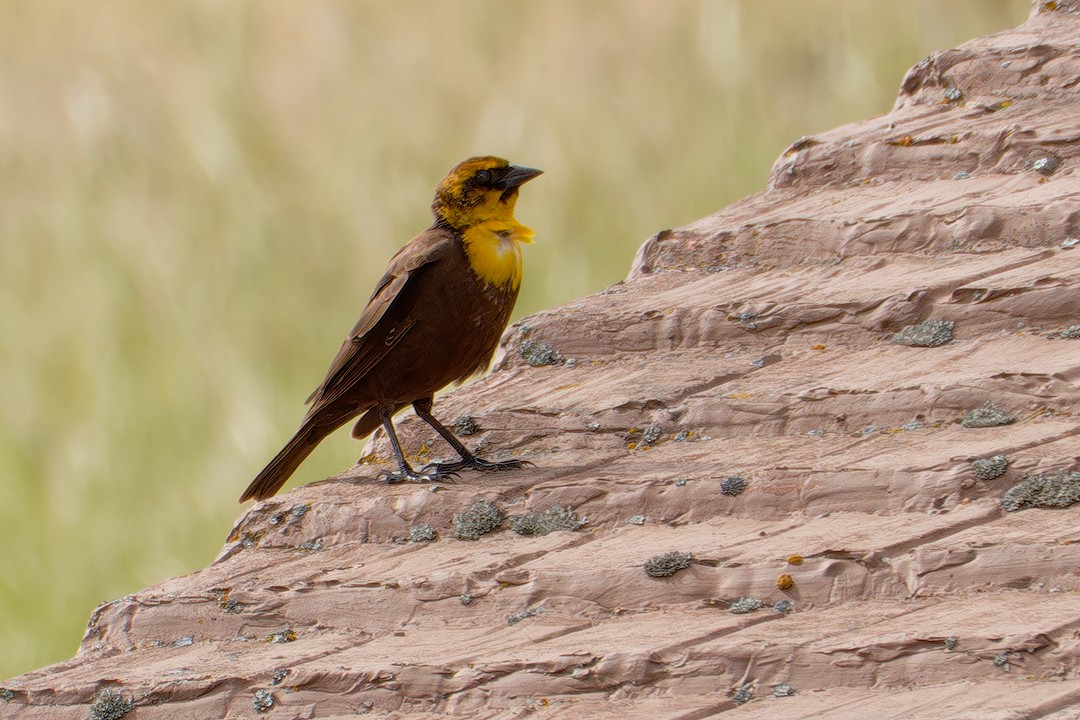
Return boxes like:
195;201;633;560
217;589;236;612
786;555;804;565
811;344;826;350
777;574;795;591
265;629;297;644
725;392;754;399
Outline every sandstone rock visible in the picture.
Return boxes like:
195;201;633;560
4;3;1080;717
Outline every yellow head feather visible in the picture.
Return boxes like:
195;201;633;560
432;156;541;289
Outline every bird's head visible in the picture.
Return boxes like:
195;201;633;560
432;156;542;230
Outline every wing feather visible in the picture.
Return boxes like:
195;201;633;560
301;230;453;418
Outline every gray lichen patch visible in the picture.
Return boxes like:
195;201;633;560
644;551;692;578
452;415;480;436
295;538;322;552
1032;155;1061;175
409;523;437;542
506;606;543;625
972;454;1008;481
772;599;794;614
733;684;754;705
452;499;504;540
509;505;586;536
252;689;275;713
730;596;765;614
639;424;662;446
625;424;663;449
269;503;310;526
1001;470;1080;512
736;311;760;331
266;629;297;644
89;687;134;720
961;404;1015;428
519;338;564;367
720;475;748;496
891;319;955;347
773;683;797;697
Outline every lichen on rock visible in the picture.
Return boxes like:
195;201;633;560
509;505;586;536
961;405;1015;429
1001;470;1080;512
891;319;954;347
972;454;1008;481
644;551;692;578
452;499;504;540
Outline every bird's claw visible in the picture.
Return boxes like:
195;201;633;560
421;457;531;475
377;466;458;484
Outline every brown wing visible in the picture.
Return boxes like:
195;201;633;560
301;228;455;421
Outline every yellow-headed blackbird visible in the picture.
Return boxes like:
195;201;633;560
239;157;541;502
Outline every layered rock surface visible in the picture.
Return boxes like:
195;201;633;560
5;3;1080;718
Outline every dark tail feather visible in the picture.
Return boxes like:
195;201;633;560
239;424;328;502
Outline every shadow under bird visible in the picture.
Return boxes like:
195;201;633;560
239;157;542;502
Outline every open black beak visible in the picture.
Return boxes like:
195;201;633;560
496;165;543;190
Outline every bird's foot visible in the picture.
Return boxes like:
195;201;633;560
422;457;532;475
377;466;458;484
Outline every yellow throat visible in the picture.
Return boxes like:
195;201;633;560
432;156;540;290
462;219;534;289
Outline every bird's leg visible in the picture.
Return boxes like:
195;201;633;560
376;405;453;483
413;397;529;474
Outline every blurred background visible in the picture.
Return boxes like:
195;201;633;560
0;0;1025;679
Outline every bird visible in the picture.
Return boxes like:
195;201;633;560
239;156;542;502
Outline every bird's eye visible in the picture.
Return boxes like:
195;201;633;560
475;170;492;185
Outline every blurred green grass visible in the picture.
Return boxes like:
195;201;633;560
0;1;1026;679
